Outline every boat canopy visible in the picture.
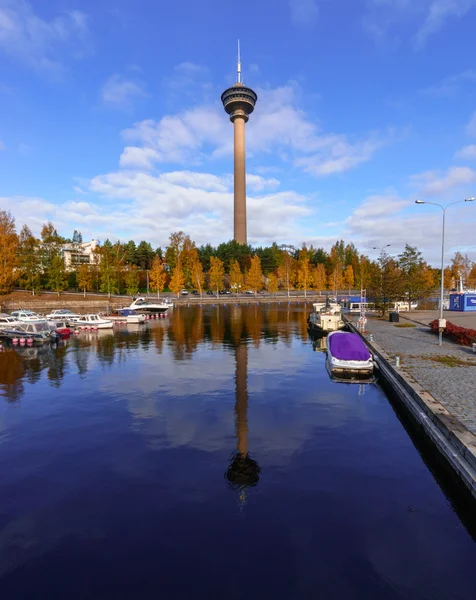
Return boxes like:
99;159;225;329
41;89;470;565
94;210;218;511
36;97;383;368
328;333;371;361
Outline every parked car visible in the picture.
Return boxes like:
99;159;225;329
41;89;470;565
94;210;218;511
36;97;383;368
245;290;255;295
191;290;199;295
181;289;188;296
206;290;214;295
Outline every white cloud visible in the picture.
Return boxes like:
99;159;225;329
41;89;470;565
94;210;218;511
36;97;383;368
294;134;386;176
454;145;476;161
364;0;476;48
420;70;476;97
467;112;476;137
289;0;319;26
410;166;476;196
119;84;389;177
83;169;311;246
101;74;148;110
0;0;91;77
344;193;476;264
0;139;5;151
415;0;476;48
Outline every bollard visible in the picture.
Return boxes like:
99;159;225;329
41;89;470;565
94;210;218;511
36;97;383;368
473;343;476;354
395;356;400;368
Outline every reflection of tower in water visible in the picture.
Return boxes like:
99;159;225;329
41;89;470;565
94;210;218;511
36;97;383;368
225;343;261;503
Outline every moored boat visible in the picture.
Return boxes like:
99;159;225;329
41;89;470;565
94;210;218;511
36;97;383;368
0;321;55;343
0;313;23;330
73;314;114;329
326;331;375;380
10;309;45;322
123;297;170;314
46;309;82;322
308;301;345;332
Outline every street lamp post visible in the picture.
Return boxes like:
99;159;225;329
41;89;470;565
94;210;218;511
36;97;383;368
372;244;391;313
415;197;475;346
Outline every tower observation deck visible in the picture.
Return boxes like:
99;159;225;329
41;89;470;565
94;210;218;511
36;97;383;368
221;42;257;245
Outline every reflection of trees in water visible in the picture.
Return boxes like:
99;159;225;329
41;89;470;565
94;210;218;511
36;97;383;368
296;306;310;342
167;306;204;360
0;350;25;402
46;343;68;387
225;344;261;504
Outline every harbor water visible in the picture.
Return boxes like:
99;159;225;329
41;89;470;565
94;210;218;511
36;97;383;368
0;304;475;599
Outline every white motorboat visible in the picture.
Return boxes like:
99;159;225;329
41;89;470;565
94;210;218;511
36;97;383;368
308;301;345;332
123;297;170;314
326;331;375;379
0;313;23;330
104;313;146;324
46;309;82;321
1;321;55;343
74;314;114;329
10;309;44;322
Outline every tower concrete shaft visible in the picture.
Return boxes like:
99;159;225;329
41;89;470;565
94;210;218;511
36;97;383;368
233;114;247;244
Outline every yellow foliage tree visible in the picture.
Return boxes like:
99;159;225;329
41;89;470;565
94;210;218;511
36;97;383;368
150;256;167;298
209;256;225;296
190;248;204;296
267;273;278;294
246;255;263;294
169;260;186;298
296;254;312;298
229;259;243;294
312;264;327;294
277;251;296;297
77;264;92;297
327;261;344;294
343;264;354;294
0;210;19;293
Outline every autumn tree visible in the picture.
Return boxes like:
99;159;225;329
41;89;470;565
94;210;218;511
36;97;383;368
229;259;243;294
398;244;435;310
449;251;472;288
267;273;278;295
209;256;225;297
368;250;404;315
245;255;263;294
169;260;186;297
149;256;167;298
277;249;295;297
18;225;41;295
296;251;312;298
327;261;344;294
312;263;327;294
125;265;140;297
77;264;92;297
343;264;354;295
48;255;68;296
99;244;119;297
0;210;19;293
467;263;476;289
190;248;204;296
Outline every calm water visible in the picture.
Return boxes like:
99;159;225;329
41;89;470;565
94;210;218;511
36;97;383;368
0;304;475;599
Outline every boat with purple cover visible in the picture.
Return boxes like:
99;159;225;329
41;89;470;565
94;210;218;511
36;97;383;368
326;331;375;379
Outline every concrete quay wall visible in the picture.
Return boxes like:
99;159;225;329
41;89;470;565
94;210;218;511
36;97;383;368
345;316;476;500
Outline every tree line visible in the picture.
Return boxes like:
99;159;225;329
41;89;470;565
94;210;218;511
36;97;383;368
1;210;475;309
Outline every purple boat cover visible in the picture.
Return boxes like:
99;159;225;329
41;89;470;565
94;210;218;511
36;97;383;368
328;333;371;361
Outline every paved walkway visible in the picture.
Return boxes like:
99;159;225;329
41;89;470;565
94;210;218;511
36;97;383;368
355;313;476;436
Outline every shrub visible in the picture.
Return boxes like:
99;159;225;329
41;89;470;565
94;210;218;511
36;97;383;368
429;319;476;346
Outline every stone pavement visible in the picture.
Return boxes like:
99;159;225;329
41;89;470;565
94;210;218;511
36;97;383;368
355;313;476;436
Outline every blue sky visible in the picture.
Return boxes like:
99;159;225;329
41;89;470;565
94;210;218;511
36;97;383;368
1;0;476;264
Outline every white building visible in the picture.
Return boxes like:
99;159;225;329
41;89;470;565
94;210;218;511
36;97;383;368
61;240;99;269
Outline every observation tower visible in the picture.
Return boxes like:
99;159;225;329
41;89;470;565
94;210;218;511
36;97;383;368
221;41;257;245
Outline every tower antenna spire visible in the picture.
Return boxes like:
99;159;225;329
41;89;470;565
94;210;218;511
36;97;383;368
237;39;242;84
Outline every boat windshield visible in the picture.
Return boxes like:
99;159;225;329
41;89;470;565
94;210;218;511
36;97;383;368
34;322;50;332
